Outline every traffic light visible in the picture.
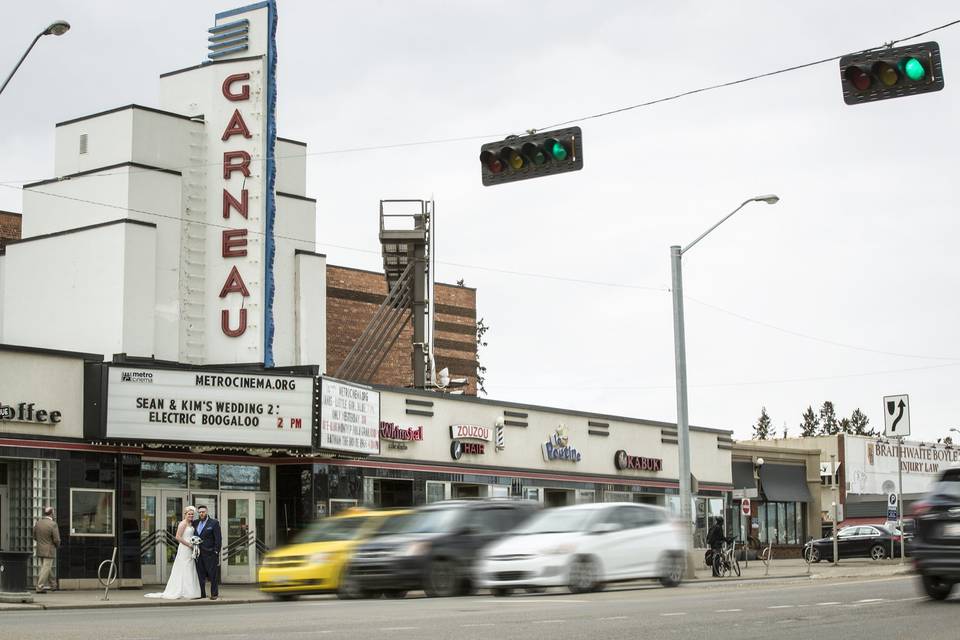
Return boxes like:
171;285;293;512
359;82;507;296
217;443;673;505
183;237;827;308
839;41;944;105
479;127;583;186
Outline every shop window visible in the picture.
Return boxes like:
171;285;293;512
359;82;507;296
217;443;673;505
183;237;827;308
577;490;596;504
220;465;269;491
142;461;187;487
371;479;414;508
604;490;632;503
426;481;447;504
70;488;114;537
0;462;7;485
329;499;357;516
796;504;805;543
785;503;796;544
189;463;218;490
777;503;787;544
490;485;509;498
757;503;767;544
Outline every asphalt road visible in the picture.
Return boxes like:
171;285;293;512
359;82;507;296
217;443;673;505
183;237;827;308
2;576;956;640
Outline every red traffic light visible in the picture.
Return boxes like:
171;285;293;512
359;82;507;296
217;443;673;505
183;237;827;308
479;150;505;174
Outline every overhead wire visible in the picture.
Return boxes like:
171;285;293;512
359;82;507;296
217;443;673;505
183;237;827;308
0;18;958;186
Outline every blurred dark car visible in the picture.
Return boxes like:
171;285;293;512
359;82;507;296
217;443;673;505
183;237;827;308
344;499;539;598
803;524;904;562
911;467;960;600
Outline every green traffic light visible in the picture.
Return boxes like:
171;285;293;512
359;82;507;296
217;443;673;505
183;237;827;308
902;57;926;81
549;140;568;161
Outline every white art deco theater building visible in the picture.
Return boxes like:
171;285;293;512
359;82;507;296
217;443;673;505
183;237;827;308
0;2;732;587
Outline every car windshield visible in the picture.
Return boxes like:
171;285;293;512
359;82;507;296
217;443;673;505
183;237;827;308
930;470;960;499
514;507;599;535
373;513;413;536
293;516;371;543
394;508;462;534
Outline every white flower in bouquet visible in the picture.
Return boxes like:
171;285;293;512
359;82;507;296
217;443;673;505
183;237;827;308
189;535;202;559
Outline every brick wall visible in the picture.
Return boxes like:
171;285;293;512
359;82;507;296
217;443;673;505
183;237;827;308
0;210;22;255
326;264;478;395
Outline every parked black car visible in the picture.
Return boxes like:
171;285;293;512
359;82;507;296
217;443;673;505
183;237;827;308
804;524;903;562
911;467;960;600
344;499;539;598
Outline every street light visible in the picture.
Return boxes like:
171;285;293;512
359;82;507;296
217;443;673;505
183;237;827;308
670;194;779;577
0;20;71;97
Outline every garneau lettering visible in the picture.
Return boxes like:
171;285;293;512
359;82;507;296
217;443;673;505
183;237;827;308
194;375;296;390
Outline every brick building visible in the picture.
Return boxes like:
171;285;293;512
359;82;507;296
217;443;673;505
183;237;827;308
0;210;21;254
326;264;478;395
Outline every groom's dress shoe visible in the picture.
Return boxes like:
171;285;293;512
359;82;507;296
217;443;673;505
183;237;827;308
210;595;218;600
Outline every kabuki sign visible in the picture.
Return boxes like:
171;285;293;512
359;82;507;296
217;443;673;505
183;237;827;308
614;450;663;472
105;366;313;447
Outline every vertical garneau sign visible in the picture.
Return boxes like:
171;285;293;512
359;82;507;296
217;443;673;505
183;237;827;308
205;1;278;367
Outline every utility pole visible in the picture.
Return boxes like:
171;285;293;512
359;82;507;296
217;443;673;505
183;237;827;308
831;453;838;566
897;437;905;563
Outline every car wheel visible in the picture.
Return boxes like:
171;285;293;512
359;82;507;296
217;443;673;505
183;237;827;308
492;587;513;597
921;574;954;601
870;544;886;561
425;558;458;597
806;547;821;563
659;553;684;588
337;566;365;600
568;556;599;594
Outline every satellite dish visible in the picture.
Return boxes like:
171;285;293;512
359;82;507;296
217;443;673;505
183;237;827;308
438;367;450;388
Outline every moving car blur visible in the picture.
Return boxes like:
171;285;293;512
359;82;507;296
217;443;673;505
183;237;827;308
477;502;686;594
258;507;410;600
346;499;539;598
911;467;960;600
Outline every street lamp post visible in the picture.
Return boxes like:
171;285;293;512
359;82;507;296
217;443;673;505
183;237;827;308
0;20;71;97
671;194;779;577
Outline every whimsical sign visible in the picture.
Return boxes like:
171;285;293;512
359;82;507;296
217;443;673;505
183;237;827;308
542;424;582;462
614;450;663;472
319;378;380;455
380;421;424;442
105;366;313;447
450;424;491;442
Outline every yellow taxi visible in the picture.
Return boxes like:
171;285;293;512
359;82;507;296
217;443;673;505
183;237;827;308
258;507;410;600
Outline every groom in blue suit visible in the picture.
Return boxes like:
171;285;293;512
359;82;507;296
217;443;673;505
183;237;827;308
194;505;222;599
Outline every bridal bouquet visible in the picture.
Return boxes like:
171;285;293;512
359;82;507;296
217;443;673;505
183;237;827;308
189;535;202;559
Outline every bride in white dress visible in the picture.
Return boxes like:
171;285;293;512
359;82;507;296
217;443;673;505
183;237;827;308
146;505;202;600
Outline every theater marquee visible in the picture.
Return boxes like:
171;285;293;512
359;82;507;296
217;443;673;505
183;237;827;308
104;366;314;447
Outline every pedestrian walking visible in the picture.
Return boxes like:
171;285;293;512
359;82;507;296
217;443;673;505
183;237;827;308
33;506;60;593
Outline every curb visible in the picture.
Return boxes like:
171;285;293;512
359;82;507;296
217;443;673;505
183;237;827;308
690;573;811;585
1;597;271;612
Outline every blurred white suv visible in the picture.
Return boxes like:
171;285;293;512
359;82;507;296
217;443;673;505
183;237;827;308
477;502;686;595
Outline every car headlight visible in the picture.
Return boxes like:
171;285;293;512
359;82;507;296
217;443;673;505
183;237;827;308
309;552;331;565
542;543;576;556
399;541;430;557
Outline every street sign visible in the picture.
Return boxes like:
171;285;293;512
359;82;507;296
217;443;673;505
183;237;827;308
741;498;752;517
732;489;744;500
883;394;911;438
887;492;899;521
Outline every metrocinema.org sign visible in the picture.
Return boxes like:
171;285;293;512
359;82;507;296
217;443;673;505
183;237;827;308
105;367;313;447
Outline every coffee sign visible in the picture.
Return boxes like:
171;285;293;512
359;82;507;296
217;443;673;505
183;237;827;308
0;402;62;424
614;450;663;472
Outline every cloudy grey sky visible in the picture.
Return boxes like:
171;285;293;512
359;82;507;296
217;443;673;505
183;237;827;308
2;1;959;442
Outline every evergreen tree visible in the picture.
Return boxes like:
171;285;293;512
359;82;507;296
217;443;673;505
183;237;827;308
850;408;873;435
819;401;839;435
753;407;772;440
800;406;820;437
838;417;852;434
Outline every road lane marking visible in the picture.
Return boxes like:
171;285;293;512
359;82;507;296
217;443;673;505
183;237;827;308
768;605;793;609
462;623;495;628
661;612;687;616
379;627;418;631
600;616;630;620
894;597;924;602
715;609;742;612
816;602;841;606
855;598;884;603
532;620;566;624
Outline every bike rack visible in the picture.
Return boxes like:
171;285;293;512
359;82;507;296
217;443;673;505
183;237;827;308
97;547;119;601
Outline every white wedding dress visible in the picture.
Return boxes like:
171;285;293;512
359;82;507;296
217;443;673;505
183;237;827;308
145;525;201;600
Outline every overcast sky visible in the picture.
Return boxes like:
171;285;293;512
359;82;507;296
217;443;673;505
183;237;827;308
2;1;959;443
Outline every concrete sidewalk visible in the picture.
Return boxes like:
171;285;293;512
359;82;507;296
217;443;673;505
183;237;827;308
0;558;914;612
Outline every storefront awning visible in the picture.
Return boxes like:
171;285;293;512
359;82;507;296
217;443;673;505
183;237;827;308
732;461;757;491
760;463;812;502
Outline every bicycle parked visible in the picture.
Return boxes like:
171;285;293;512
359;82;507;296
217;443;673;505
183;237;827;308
712;537;741;577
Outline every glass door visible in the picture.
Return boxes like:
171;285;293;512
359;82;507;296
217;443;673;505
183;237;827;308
222;492;256;583
0;487;9;550
159;489;189;583
140;489;160;583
